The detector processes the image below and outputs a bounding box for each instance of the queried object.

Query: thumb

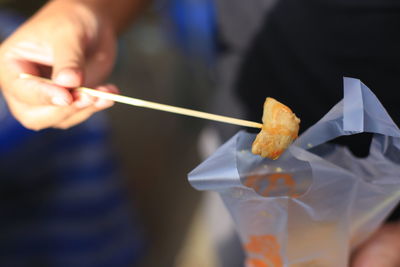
[51,34,85,88]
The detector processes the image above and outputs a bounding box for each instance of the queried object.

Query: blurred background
[108,4,218,266]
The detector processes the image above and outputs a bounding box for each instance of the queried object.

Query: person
[0,0,136,130]
[0,0,398,266]
[0,1,144,266]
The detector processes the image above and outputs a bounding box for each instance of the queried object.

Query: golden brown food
[252,98,300,159]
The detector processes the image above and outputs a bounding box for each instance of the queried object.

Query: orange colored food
[245,235,283,267]
[252,98,300,159]
[244,173,298,198]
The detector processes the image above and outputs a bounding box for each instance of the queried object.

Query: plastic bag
[188,78,400,267]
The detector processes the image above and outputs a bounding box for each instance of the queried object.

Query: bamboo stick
[19,73,262,129]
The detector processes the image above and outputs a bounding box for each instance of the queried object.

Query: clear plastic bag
[189,78,400,267]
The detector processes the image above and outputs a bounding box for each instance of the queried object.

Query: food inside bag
[188,78,400,267]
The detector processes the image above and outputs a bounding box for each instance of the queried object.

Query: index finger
[1,58,73,106]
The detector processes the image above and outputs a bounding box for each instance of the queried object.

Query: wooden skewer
[19,73,263,129]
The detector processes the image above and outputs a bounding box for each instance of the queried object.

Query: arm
[0,0,149,130]
[79,0,150,33]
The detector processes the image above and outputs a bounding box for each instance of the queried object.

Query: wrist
[42,0,117,41]
[53,0,149,34]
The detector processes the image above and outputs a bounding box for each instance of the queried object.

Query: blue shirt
[0,9,144,265]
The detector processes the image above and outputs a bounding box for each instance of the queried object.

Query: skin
[0,0,146,130]
[351,223,400,267]
[0,0,398,263]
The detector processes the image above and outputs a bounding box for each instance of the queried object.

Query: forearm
[56,0,150,33]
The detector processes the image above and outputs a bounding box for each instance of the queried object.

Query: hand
[0,0,118,130]
[351,223,400,267]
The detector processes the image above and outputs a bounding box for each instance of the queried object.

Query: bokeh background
[108,6,216,266]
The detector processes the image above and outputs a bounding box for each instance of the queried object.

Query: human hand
[351,223,400,267]
[0,0,118,130]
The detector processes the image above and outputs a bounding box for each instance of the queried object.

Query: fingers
[71,83,118,109]
[93,84,119,108]
[353,245,399,267]
[53,84,117,129]
[4,65,118,130]
[53,68,83,89]
[6,100,78,131]
[0,26,117,130]
[3,59,73,106]
[0,0,119,131]
[53,101,112,129]
[14,77,73,107]
[51,28,85,88]
[71,89,97,109]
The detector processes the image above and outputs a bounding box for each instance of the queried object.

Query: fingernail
[95,99,114,109]
[75,91,97,108]
[52,96,69,106]
[54,69,81,87]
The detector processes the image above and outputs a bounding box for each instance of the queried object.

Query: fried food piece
[252,98,300,159]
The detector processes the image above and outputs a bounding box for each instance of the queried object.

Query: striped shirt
[0,10,144,266]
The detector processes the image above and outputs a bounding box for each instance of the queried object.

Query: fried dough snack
[252,98,300,159]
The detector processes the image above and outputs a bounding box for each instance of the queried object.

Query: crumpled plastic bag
[188,78,400,267]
